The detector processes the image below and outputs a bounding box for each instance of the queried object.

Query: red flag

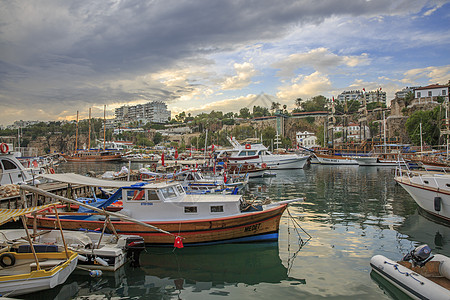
[212,144,215,152]
[379,87,382,91]
[213,160,216,175]
[363,88,365,91]
[224,172,227,183]
[174,236,184,248]
[175,148,179,159]
[161,152,165,166]
[332,96,334,102]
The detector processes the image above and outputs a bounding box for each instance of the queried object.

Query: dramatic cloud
[401,65,450,85]
[0,0,449,125]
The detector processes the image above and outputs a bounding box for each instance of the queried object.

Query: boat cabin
[119,182,243,221]
[0,154,33,185]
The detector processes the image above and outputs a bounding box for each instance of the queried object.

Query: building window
[443,90,447,96]
[428,91,432,97]
[417,92,421,97]
[184,206,198,213]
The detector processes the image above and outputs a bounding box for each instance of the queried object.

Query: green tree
[405,107,442,146]
[153,132,163,145]
[302,95,327,112]
[239,107,251,119]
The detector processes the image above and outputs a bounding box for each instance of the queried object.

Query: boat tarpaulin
[40,173,142,188]
[0,203,58,226]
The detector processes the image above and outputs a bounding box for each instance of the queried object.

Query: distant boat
[217,137,309,170]
[313,153,358,165]
[62,150,122,162]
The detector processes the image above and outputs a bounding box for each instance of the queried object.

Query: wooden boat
[62,150,122,162]
[313,153,358,165]
[0,204,78,297]
[371,245,450,299]
[394,169,450,222]
[27,173,303,246]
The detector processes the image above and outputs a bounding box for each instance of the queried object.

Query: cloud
[221,62,257,90]
[272,48,370,77]
[0,0,449,125]
[401,65,450,85]
[176,94,260,116]
[276,71,332,103]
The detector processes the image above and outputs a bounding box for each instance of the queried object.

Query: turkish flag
[161,152,165,166]
[174,236,184,248]
[175,148,179,159]
[224,173,227,183]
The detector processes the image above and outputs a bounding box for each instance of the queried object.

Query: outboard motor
[402,244,433,267]
[125,236,145,267]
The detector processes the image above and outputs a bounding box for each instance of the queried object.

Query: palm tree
[295,98,302,109]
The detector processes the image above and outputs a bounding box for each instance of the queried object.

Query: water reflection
[396,210,450,255]
[23,243,305,299]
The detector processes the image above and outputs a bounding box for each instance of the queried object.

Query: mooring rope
[383,261,425,285]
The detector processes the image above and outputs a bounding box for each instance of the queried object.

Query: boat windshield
[160,186,178,199]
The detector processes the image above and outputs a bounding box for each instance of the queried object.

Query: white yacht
[216,137,309,169]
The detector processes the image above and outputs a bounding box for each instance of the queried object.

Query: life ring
[49,167,55,174]
[245,144,251,149]
[0,143,9,154]
[32,160,38,168]
[261,163,267,168]
[0,253,16,268]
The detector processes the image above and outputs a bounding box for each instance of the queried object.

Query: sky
[1,0,450,126]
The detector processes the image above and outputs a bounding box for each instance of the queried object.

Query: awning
[0,203,58,226]
[40,173,142,188]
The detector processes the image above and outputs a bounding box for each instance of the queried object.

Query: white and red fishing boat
[28,173,303,246]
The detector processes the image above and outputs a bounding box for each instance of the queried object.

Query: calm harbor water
[23,163,450,299]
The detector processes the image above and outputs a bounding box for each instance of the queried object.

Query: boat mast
[75,111,79,153]
[103,105,106,150]
[88,108,91,151]
[420,122,423,155]
[383,110,387,154]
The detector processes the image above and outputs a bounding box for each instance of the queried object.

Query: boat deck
[398,261,450,290]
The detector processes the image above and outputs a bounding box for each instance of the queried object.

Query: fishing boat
[0,204,78,297]
[0,229,145,272]
[370,244,450,300]
[27,173,303,246]
[227,163,272,178]
[217,137,309,170]
[394,169,450,222]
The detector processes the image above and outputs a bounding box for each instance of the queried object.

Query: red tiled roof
[415,84,448,90]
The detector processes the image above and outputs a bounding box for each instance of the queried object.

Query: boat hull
[395,176,450,222]
[29,204,288,246]
[0,251,78,296]
[370,255,450,300]
[228,156,308,170]
[354,157,398,167]
[314,154,357,165]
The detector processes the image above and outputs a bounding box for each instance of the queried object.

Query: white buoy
[94,256,109,267]
[77,255,88,262]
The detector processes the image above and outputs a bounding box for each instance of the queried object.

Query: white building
[115,101,171,124]
[296,131,320,148]
[414,84,449,103]
[395,86,419,99]
[336,89,387,105]
[333,123,370,141]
